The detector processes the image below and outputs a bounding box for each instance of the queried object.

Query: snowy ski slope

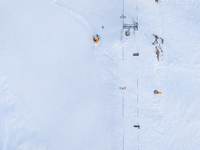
[0,0,200,149]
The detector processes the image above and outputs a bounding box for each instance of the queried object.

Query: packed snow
[0,0,200,149]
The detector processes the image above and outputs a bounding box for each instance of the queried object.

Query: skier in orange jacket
[92,34,99,43]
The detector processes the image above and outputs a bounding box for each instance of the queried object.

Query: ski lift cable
[135,0,140,149]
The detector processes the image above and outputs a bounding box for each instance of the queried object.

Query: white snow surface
[1,0,200,149]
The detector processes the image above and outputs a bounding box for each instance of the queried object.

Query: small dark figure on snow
[92,34,99,43]
[154,90,161,94]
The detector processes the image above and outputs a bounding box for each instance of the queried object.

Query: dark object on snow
[154,90,161,94]
[102,26,104,29]
[119,87,126,90]
[134,125,140,129]
[133,53,139,56]
[120,14,126,19]
[155,0,158,2]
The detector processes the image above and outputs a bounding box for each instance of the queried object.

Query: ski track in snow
[52,1,92,33]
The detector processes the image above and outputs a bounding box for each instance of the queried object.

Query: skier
[154,90,161,94]
[92,34,99,43]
